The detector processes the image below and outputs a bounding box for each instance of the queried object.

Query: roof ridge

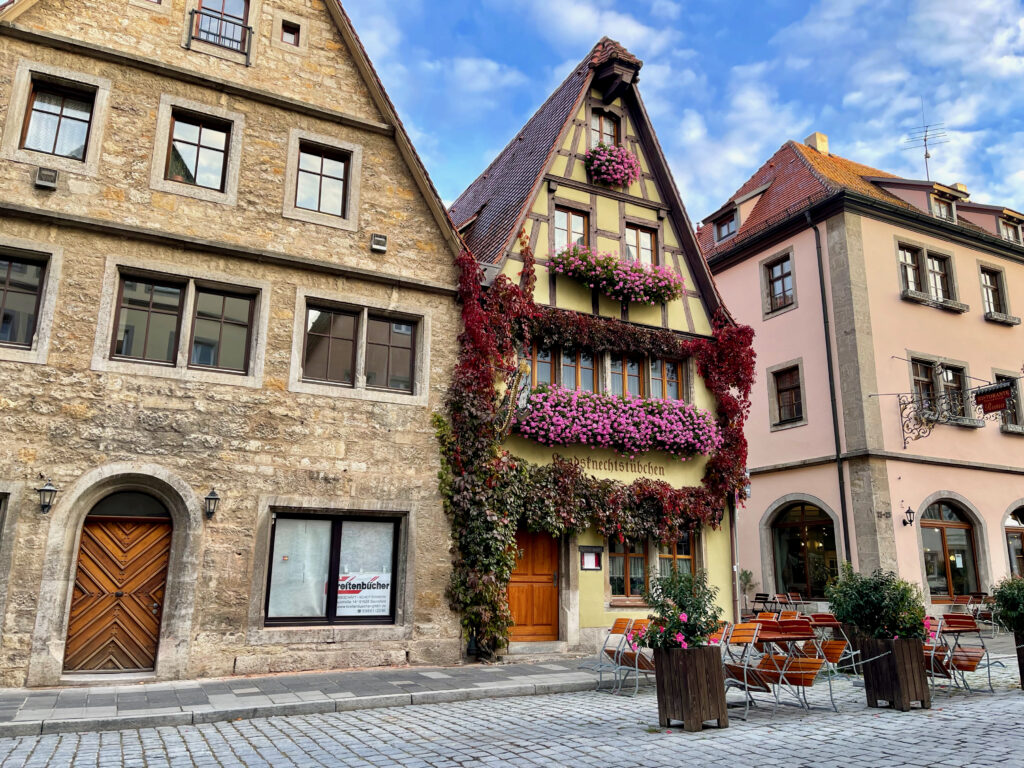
[787,140,841,195]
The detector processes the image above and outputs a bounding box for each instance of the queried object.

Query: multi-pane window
[281,21,300,46]
[650,358,686,400]
[715,215,736,242]
[609,539,646,598]
[996,375,1020,427]
[610,355,643,397]
[921,502,978,597]
[520,345,554,389]
[20,82,94,161]
[265,514,399,626]
[561,349,597,392]
[624,225,656,266]
[554,207,587,251]
[898,245,922,292]
[981,268,1005,314]
[302,307,357,386]
[926,254,952,301]
[365,316,415,392]
[296,143,349,218]
[941,365,967,418]
[765,255,794,311]
[912,360,935,409]
[188,290,254,373]
[166,112,230,191]
[658,535,694,578]
[111,277,185,364]
[773,366,802,424]
[0,257,45,349]
[932,197,954,221]
[195,0,250,51]
[590,111,619,147]
[1001,220,1021,244]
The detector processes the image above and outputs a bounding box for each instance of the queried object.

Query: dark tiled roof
[448,41,628,264]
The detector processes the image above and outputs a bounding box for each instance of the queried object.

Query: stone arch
[1000,498,1024,576]
[758,493,842,599]
[27,463,202,686]
[914,491,991,602]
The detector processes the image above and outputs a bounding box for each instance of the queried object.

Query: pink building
[702,132,1024,612]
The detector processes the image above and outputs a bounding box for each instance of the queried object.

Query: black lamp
[204,489,220,520]
[36,479,58,515]
[903,507,915,527]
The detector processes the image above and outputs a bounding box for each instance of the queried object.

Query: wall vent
[370,233,388,253]
[34,167,58,190]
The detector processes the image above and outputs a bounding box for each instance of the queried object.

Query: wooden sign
[974,381,1014,414]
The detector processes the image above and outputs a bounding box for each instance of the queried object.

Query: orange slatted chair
[779,611,800,621]
[756,612,778,621]
[722,622,772,720]
[614,619,653,696]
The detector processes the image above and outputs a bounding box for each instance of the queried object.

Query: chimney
[953,182,968,195]
[804,131,829,156]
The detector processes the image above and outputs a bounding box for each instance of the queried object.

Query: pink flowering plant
[548,244,686,305]
[514,385,723,460]
[635,568,723,650]
[584,142,641,187]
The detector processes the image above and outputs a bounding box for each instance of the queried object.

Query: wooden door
[64,517,172,672]
[508,531,559,641]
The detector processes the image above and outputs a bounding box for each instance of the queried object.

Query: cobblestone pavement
[0,656,1019,767]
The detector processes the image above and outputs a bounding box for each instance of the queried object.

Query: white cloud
[512,0,678,56]
[651,0,682,20]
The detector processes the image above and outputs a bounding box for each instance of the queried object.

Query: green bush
[826,562,925,640]
[637,568,724,649]
[992,576,1024,635]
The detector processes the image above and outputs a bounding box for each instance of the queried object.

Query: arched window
[921,501,979,597]
[1006,508,1024,578]
[771,503,838,599]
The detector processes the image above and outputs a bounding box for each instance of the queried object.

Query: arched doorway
[921,500,979,597]
[1006,508,1024,577]
[771,503,838,599]
[64,491,173,672]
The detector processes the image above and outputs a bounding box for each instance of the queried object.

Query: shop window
[771,502,837,599]
[658,534,694,578]
[20,81,94,161]
[554,207,587,251]
[0,256,46,349]
[1007,509,1024,578]
[609,539,646,598]
[921,501,979,598]
[265,514,399,625]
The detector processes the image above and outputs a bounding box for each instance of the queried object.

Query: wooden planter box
[859,636,931,711]
[652,646,728,731]
[1016,631,1024,691]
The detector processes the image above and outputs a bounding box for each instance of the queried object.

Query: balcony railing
[186,8,253,66]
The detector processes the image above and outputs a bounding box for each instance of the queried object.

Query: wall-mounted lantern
[36,479,58,514]
[902,507,915,527]
[204,489,220,520]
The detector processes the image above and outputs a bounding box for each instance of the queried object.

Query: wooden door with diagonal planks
[508,531,559,641]
[64,517,172,672]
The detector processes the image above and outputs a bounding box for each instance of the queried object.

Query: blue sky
[344,0,1024,222]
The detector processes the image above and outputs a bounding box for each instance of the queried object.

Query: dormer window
[590,110,619,148]
[1001,220,1021,244]
[932,196,954,221]
[715,214,737,242]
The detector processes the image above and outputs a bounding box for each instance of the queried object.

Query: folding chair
[787,592,813,613]
[931,614,1000,694]
[614,619,653,696]
[773,594,794,613]
[751,593,772,613]
[756,612,778,621]
[779,611,800,621]
[810,612,861,673]
[579,617,633,690]
[755,654,829,712]
[949,595,972,614]
[722,622,772,720]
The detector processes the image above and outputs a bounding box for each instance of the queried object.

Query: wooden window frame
[0,255,47,350]
[1001,220,1021,244]
[301,305,358,387]
[365,314,417,394]
[940,364,967,418]
[921,502,979,600]
[980,268,1005,315]
[186,287,255,374]
[19,80,95,161]
[658,533,695,577]
[559,348,597,393]
[553,206,589,252]
[1007,510,1024,578]
[773,366,802,424]
[931,196,954,221]
[295,141,351,219]
[589,110,620,148]
[609,539,648,599]
[771,503,837,599]
[264,512,400,627]
[715,214,737,242]
[109,274,186,365]
[765,254,794,312]
[926,253,953,301]
[165,110,231,192]
[280,20,300,46]
[650,357,687,401]
[624,224,657,267]
[195,0,251,52]
[898,244,923,293]
[610,354,644,398]
[911,359,936,408]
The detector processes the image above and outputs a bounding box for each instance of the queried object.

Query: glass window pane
[367,318,389,344]
[0,290,38,346]
[195,147,224,189]
[267,518,331,618]
[365,344,388,388]
[389,348,412,391]
[296,171,320,211]
[303,332,329,380]
[116,308,149,357]
[223,295,251,324]
[609,555,625,596]
[307,308,331,335]
[151,284,182,311]
[217,322,247,371]
[659,558,672,578]
[23,111,59,153]
[168,142,198,183]
[62,97,92,121]
[944,527,978,595]
[627,541,644,555]
[173,120,200,143]
[332,312,356,340]
[55,118,88,160]
[628,555,645,596]
[190,318,221,366]
[322,156,346,179]
[922,527,948,595]
[33,91,63,114]
[319,177,344,217]
[200,126,227,150]
[299,151,320,173]
[337,521,394,617]
[195,291,223,319]
[580,367,594,392]
[8,261,42,292]
[1008,533,1024,578]
[146,312,179,363]
[328,338,353,384]
[774,525,806,596]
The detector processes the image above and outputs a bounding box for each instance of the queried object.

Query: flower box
[584,142,641,187]
[548,244,685,305]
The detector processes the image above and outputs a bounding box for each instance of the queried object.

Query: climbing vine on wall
[434,236,755,654]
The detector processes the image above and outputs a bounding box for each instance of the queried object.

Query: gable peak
[588,37,642,71]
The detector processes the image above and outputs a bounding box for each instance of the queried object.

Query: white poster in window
[954,553,964,569]
[336,520,395,617]
[337,572,392,616]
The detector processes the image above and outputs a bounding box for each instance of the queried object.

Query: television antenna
[901,100,948,181]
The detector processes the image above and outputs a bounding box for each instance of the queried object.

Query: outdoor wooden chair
[578,617,632,690]
[810,612,861,672]
[756,612,778,621]
[751,593,772,613]
[949,595,973,613]
[722,622,772,720]
[778,610,800,621]
[773,593,793,611]
[613,619,653,696]
[754,654,832,712]
[927,614,1000,695]
[787,592,813,612]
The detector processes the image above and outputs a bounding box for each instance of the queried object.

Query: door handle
[114,591,124,597]
[151,602,160,615]
[552,572,557,586]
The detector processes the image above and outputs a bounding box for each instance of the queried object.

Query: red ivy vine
[434,237,755,654]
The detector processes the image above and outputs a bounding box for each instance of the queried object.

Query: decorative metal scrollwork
[898,389,1015,448]
[495,361,528,441]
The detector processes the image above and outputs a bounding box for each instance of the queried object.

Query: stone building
[0,0,463,686]
[703,132,1024,613]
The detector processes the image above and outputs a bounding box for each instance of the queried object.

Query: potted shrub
[826,563,930,711]
[738,569,757,612]
[637,568,727,731]
[992,575,1024,689]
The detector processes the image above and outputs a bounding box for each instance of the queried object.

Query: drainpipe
[806,211,853,563]
[728,494,740,622]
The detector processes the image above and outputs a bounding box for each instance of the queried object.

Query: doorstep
[0,659,608,737]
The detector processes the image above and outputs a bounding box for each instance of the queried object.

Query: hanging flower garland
[548,244,685,304]
[433,236,755,655]
[584,142,642,187]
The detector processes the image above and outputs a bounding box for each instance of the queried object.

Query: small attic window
[931,196,955,222]
[715,213,737,242]
[590,110,620,148]
[281,20,300,46]
[1001,219,1021,244]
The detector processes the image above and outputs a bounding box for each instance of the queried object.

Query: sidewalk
[0,660,610,737]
